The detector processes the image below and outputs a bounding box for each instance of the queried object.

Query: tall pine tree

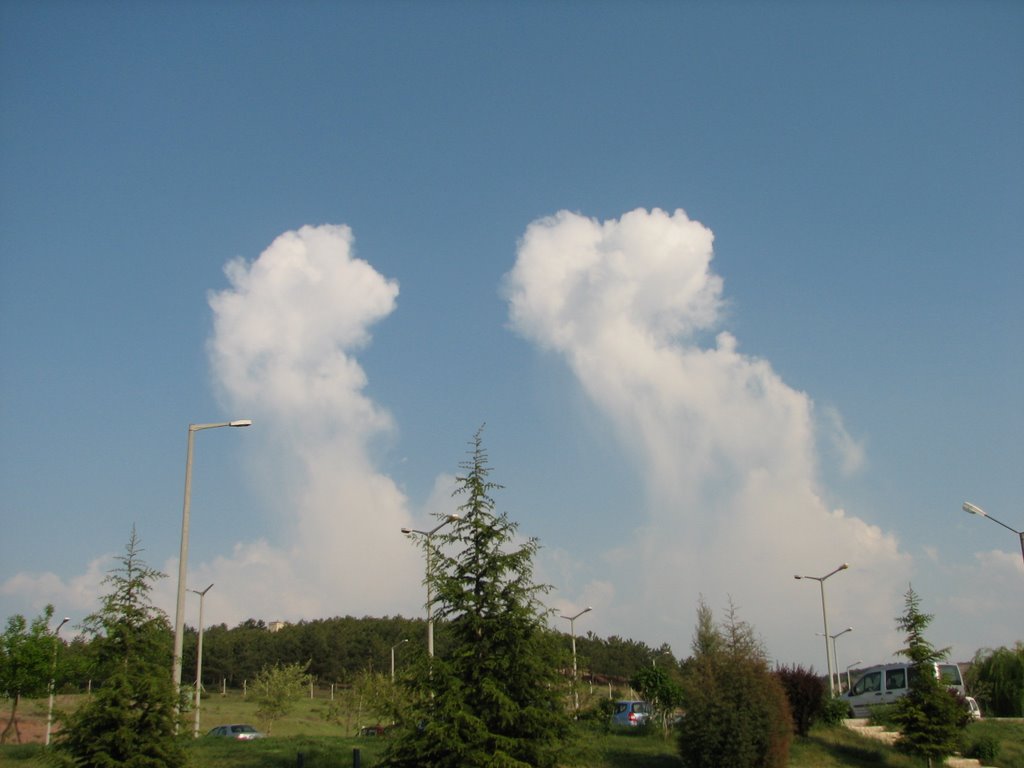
[385,428,569,768]
[56,528,186,768]
[891,585,970,767]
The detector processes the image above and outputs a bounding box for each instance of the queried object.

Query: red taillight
[629,712,637,722]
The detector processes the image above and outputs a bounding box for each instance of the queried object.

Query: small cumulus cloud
[0,556,112,627]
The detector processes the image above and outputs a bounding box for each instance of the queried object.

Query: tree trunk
[1,694,21,744]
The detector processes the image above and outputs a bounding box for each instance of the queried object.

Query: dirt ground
[1,703,56,745]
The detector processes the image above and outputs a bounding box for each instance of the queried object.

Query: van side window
[886,669,906,691]
[939,665,962,686]
[852,671,881,695]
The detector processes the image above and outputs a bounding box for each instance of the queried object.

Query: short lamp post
[963,502,1024,564]
[795,563,849,696]
[401,514,460,658]
[171,419,251,702]
[191,583,213,738]
[391,639,408,682]
[560,607,592,717]
[846,660,863,693]
[818,627,853,693]
[44,616,70,746]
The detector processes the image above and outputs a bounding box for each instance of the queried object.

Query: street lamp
[391,639,409,682]
[795,562,849,696]
[44,616,70,747]
[963,502,1024,564]
[401,514,460,657]
[560,606,592,717]
[845,660,863,693]
[190,583,213,738]
[818,627,853,693]
[172,420,251,701]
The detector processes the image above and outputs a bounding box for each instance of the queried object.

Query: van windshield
[851,671,881,695]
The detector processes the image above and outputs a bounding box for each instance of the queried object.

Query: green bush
[965,734,1000,762]
[818,695,852,726]
[867,704,900,728]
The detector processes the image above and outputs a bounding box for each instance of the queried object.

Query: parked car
[206,724,265,740]
[610,700,650,728]
[843,663,966,717]
[965,696,982,719]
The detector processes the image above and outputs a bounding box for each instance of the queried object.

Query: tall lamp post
[963,502,1024,564]
[795,563,849,696]
[818,627,853,693]
[44,616,70,746]
[172,420,251,701]
[191,583,213,738]
[391,639,408,682]
[401,514,460,657]
[560,606,592,717]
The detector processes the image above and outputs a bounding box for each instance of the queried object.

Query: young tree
[891,585,971,767]
[0,605,55,744]
[967,644,1024,717]
[384,428,569,768]
[677,598,792,768]
[56,529,186,768]
[251,661,311,734]
[631,665,683,737]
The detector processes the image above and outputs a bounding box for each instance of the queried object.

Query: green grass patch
[5,692,1024,768]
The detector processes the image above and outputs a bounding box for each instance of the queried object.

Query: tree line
[32,614,668,696]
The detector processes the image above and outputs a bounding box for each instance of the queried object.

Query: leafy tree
[775,665,825,737]
[676,599,792,768]
[251,661,311,734]
[631,665,683,737]
[56,528,186,768]
[891,585,971,767]
[0,604,55,744]
[967,643,1024,717]
[324,669,410,735]
[384,428,570,768]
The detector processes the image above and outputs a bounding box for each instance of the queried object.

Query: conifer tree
[891,585,970,767]
[384,428,569,768]
[56,528,186,768]
[677,599,792,768]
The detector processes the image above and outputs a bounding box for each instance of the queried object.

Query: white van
[843,663,965,717]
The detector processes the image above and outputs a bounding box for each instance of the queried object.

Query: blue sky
[1,1,1021,674]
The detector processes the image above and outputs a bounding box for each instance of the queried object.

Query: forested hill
[161,616,676,688]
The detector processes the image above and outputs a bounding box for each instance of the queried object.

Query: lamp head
[400,527,412,534]
[963,501,985,517]
[229,419,253,427]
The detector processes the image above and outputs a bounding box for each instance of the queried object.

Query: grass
[3,692,1024,767]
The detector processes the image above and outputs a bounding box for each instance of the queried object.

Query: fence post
[353,748,361,768]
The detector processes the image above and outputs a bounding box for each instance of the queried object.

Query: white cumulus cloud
[195,223,424,626]
[506,208,913,666]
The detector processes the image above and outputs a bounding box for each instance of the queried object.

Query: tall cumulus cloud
[199,224,423,625]
[506,208,912,665]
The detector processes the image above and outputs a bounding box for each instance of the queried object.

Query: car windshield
[230,725,257,734]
